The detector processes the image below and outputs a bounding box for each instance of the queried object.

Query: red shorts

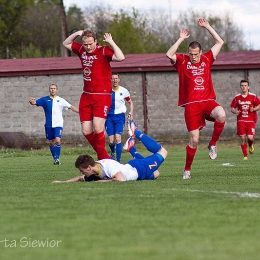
[184,100,220,132]
[79,93,112,122]
[237,121,255,136]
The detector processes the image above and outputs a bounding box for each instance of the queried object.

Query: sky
[63,0,260,50]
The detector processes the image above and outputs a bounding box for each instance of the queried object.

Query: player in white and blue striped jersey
[105,73,134,162]
[29,84,78,165]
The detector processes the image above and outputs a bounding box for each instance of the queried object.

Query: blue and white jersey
[36,96,71,128]
[108,86,131,115]
[97,159,138,181]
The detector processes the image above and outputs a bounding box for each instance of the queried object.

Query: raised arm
[103,33,125,62]
[198,18,224,57]
[166,29,190,63]
[63,30,84,51]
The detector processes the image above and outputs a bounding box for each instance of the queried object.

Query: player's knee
[216,108,226,122]
[115,135,122,143]
[159,147,168,159]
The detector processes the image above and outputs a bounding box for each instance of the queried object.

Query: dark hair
[81,29,97,41]
[188,41,202,51]
[75,154,95,169]
[240,79,249,85]
[112,72,119,77]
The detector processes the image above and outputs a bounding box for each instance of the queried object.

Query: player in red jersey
[230,80,260,160]
[166,18,226,180]
[63,29,124,160]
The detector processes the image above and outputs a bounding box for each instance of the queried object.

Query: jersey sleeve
[254,95,260,106]
[35,97,44,107]
[173,54,184,68]
[71,42,82,56]
[59,98,72,109]
[123,88,131,100]
[103,46,114,62]
[230,97,237,108]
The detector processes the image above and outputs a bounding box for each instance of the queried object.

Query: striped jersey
[108,86,131,115]
[36,96,71,127]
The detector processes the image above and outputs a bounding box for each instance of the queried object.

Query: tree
[12,1,88,58]
[15,2,61,58]
[107,8,166,54]
[162,10,246,52]
[0,0,33,58]
[66,5,88,34]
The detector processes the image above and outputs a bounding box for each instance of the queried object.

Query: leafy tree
[0,0,33,58]
[162,10,246,52]
[81,4,113,39]
[107,8,166,54]
[13,0,87,58]
[66,5,88,34]
[15,2,61,58]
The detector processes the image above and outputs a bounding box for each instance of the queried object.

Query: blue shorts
[105,113,125,136]
[45,127,63,140]
[127,153,164,180]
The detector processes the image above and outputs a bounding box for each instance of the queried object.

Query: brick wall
[1,69,260,141]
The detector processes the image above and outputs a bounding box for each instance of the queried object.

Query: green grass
[0,142,260,260]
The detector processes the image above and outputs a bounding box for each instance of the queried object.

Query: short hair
[188,41,202,51]
[240,79,249,85]
[81,29,97,41]
[75,154,95,169]
[49,83,58,89]
[112,72,119,77]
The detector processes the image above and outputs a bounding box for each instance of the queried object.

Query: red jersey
[72,42,114,93]
[230,92,260,123]
[173,50,216,107]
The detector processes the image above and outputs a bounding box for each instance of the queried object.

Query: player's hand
[128,113,133,120]
[198,18,209,28]
[103,33,113,44]
[180,29,190,39]
[29,97,36,105]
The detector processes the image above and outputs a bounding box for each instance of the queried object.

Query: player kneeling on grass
[53,120,167,182]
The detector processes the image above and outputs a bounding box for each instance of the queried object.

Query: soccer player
[29,84,79,165]
[105,72,134,162]
[230,79,260,160]
[52,120,167,183]
[166,18,226,180]
[63,29,125,160]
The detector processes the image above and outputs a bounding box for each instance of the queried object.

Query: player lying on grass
[53,120,167,182]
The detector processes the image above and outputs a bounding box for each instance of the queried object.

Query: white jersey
[108,86,131,115]
[97,159,138,181]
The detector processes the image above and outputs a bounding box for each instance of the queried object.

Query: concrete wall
[1,69,260,141]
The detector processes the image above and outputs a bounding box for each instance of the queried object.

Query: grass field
[0,142,260,260]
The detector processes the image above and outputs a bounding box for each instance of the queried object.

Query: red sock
[185,145,197,171]
[210,121,225,146]
[84,132,97,151]
[95,131,110,160]
[241,144,248,157]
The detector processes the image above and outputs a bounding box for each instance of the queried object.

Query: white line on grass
[172,188,260,198]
